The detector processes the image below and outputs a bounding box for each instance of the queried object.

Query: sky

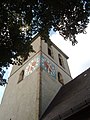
[0,23,90,103]
[50,23,90,78]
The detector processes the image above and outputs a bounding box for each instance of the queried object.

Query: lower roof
[41,68,90,120]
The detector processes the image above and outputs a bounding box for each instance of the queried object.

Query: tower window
[58,54,64,68]
[22,55,28,63]
[23,55,28,61]
[18,70,24,83]
[58,72,64,85]
[48,46,53,58]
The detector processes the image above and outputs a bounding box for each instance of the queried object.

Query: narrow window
[18,70,24,83]
[48,47,52,56]
[22,55,28,63]
[23,55,28,61]
[58,54,64,67]
[48,46,53,58]
[58,72,64,85]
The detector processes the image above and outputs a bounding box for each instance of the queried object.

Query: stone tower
[0,34,72,120]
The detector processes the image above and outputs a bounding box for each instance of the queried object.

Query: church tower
[0,34,72,120]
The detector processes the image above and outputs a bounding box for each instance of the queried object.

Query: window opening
[58,54,64,68]
[18,70,24,83]
[23,55,28,61]
[48,47,52,56]
[48,46,53,58]
[22,55,28,63]
[58,72,64,85]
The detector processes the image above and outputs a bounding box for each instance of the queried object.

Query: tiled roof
[41,68,90,120]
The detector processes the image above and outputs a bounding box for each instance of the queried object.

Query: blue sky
[0,23,90,103]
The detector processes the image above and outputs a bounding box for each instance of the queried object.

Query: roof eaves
[51,98,90,120]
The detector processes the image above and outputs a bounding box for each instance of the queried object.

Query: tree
[0,0,90,85]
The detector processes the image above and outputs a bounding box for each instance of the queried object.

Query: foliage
[0,0,90,85]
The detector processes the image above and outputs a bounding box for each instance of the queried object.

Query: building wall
[41,40,72,84]
[0,53,41,120]
[10,35,41,76]
[0,35,72,120]
[0,36,41,120]
[39,39,72,117]
[40,69,61,117]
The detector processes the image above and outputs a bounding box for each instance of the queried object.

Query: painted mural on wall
[41,55,56,79]
[24,55,56,79]
[24,55,40,78]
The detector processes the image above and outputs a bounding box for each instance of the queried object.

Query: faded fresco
[24,55,40,78]
[24,55,56,79]
[41,55,56,79]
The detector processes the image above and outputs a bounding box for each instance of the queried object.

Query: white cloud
[50,23,90,78]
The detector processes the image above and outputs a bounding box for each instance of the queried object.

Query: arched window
[58,72,64,85]
[58,54,64,68]
[18,70,24,83]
